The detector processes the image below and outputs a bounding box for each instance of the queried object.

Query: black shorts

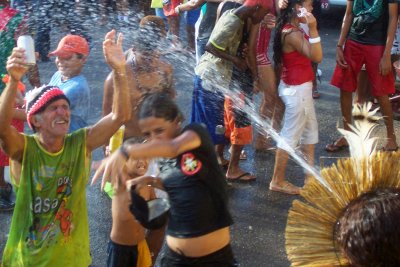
[160,244,236,267]
[107,239,138,267]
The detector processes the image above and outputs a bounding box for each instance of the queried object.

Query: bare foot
[269,181,300,195]
[226,170,256,182]
[325,137,349,152]
[383,139,398,151]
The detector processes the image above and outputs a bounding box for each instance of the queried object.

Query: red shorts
[163,0,182,17]
[331,39,395,97]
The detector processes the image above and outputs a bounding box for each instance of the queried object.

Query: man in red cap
[48,34,91,132]
[0,30,131,266]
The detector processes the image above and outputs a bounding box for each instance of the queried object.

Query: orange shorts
[224,96,252,146]
[331,39,395,97]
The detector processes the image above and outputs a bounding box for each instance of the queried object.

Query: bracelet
[119,145,129,160]
[309,37,321,44]
[337,44,343,48]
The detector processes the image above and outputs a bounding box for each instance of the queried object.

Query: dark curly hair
[138,92,183,123]
[335,188,400,267]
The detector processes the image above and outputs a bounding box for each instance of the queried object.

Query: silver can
[215,125,225,135]
[17,35,36,66]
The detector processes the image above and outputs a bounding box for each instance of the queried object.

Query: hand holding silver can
[17,35,36,66]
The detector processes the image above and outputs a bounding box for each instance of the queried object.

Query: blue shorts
[186,8,201,26]
[191,75,228,145]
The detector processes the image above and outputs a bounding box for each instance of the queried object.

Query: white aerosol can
[17,35,36,66]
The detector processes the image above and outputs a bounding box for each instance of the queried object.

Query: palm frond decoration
[285,103,400,266]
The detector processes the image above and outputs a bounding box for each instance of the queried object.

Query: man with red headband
[0,30,131,266]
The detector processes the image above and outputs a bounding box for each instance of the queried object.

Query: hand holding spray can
[17,35,36,66]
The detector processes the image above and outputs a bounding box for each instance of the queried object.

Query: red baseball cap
[48,35,89,58]
[244,0,272,10]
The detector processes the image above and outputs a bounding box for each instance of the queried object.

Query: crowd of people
[1,0,400,266]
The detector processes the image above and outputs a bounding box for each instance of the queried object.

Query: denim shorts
[107,240,138,267]
[160,244,236,266]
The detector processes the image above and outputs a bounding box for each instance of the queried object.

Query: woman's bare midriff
[166,227,230,257]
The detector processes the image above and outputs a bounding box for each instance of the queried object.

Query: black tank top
[158,124,233,238]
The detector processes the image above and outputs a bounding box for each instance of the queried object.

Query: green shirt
[2,129,92,267]
[195,9,244,89]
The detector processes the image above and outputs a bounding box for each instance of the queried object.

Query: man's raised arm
[86,30,131,152]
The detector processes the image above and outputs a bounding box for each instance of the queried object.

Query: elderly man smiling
[0,30,131,267]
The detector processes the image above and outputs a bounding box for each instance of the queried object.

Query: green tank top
[2,129,92,267]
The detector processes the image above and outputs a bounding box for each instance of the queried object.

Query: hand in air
[91,149,129,191]
[103,30,126,72]
[6,47,28,81]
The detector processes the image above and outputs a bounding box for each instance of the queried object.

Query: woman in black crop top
[93,93,235,266]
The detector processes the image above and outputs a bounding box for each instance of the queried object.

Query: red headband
[26,87,68,130]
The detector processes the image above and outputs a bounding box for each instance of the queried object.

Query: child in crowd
[107,138,155,267]
[94,93,235,266]
[270,0,322,194]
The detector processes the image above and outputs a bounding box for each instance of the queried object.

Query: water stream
[23,3,333,193]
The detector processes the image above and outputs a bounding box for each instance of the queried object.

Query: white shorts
[277,81,318,150]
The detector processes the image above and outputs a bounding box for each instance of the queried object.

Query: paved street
[1,8,399,267]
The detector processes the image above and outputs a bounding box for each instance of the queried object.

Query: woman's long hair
[273,0,303,71]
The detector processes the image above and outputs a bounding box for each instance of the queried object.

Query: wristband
[119,144,129,160]
[309,37,321,44]
[337,44,343,48]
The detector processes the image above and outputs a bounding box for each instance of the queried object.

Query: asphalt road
[2,8,399,267]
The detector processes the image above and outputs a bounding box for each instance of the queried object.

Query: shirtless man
[102,16,175,142]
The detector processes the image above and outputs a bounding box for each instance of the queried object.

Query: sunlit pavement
[2,10,400,267]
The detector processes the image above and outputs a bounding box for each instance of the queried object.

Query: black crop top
[158,123,233,238]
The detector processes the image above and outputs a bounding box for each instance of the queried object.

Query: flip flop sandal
[269,182,300,195]
[325,142,349,153]
[226,172,256,183]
